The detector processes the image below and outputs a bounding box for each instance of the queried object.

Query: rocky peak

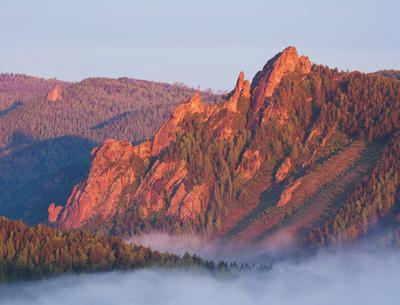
[131,94,207,159]
[151,93,206,155]
[48,203,63,223]
[231,71,251,100]
[224,71,251,113]
[171,93,205,121]
[46,85,62,102]
[298,55,312,74]
[91,139,135,167]
[250,46,311,115]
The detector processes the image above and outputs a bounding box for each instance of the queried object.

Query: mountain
[47,47,400,251]
[0,74,219,224]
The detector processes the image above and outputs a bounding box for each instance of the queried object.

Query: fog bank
[1,250,399,305]
[129,233,293,262]
[130,233,214,257]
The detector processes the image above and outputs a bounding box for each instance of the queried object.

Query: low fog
[130,233,214,257]
[1,250,399,305]
[129,232,299,262]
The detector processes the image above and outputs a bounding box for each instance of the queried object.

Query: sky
[1,0,399,91]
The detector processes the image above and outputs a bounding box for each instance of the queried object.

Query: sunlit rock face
[48,45,397,253]
[46,85,62,102]
[250,46,311,116]
[48,47,317,238]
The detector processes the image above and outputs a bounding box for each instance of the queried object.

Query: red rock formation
[133,140,152,159]
[46,85,62,102]
[206,72,252,139]
[321,123,338,147]
[277,179,302,207]
[305,125,323,146]
[133,160,187,217]
[250,46,311,118]
[48,91,216,229]
[168,183,188,215]
[275,157,292,182]
[168,183,210,221]
[180,184,209,220]
[49,139,142,229]
[48,203,63,223]
[151,93,205,155]
[237,149,261,180]
[225,71,251,113]
[48,46,319,237]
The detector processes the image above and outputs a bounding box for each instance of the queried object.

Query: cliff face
[48,63,258,229]
[250,46,311,117]
[48,46,399,250]
[0,73,221,227]
[49,139,144,229]
[150,93,206,156]
[46,85,62,102]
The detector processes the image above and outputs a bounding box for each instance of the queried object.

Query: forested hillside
[0,75,219,147]
[0,217,255,282]
[49,47,400,251]
[0,74,220,224]
[374,70,400,81]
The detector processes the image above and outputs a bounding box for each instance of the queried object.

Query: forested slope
[0,217,252,282]
[0,74,220,224]
[49,47,400,251]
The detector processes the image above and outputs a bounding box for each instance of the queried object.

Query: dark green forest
[0,217,265,282]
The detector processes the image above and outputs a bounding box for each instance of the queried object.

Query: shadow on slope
[0,133,94,224]
[0,101,23,117]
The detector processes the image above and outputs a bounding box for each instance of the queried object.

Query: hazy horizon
[1,0,399,91]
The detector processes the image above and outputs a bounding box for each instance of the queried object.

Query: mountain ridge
[48,46,311,231]
[47,46,400,251]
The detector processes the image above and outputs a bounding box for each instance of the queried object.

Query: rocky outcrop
[225,71,251,113]
[277,179,302,207]
[49,139,142,229]
[321,123,338,147]
[237,149,261,180]
[133,140,152,159]
[206,72,252,139]
[133,160,187,217]
[275,157,292,182]
[305,125,323,146]
[250,46,311,118]
[151,93,205,155]
[169,183,210,221]
[48,203,63,223]
[47,88,237,230]
[130,93,209,160]
[46,85,62,102]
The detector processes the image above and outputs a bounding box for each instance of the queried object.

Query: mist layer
[1,250,399,305]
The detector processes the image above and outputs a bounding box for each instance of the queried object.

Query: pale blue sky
[1,0,399,90]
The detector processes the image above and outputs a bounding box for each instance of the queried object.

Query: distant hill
[374,70,400,80]
[0,74,220,224]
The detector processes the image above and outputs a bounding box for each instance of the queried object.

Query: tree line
[0,217,268,282]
